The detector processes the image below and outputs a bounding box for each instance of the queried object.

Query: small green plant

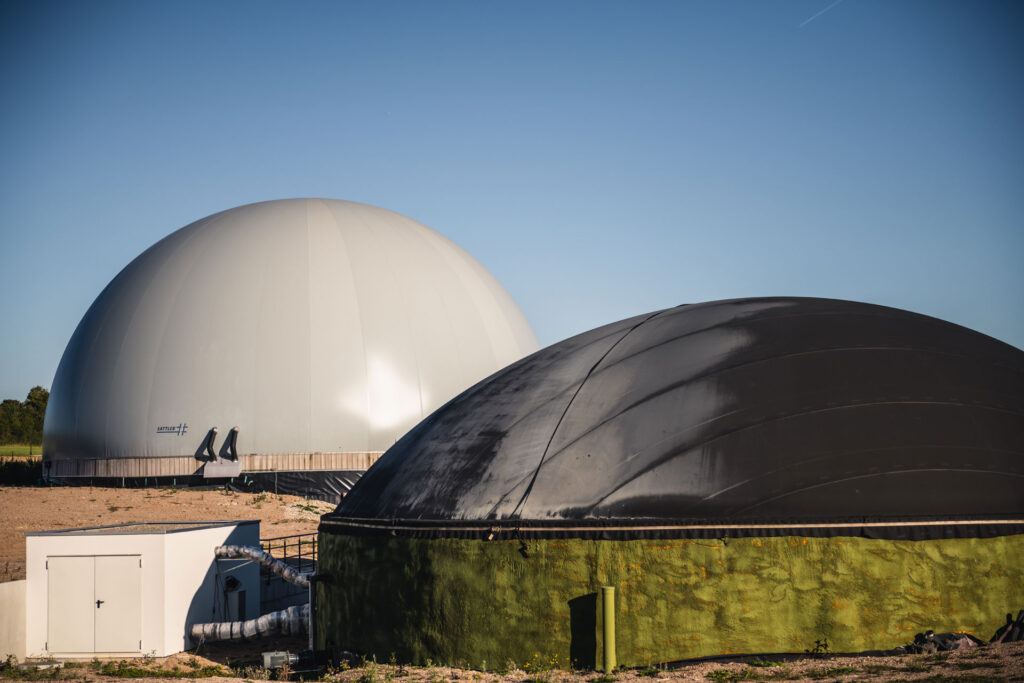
[0,657,65,682]
[638,665,661,677]
[96,659,226,678]
[354,663,378,683]
[592,675,617,683]
[235,664,270,680]
[805,639,830,656]
[749,660,784,668]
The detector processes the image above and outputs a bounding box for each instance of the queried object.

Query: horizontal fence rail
[260,532,318,567]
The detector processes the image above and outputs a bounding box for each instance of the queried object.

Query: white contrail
[799,0,844,27]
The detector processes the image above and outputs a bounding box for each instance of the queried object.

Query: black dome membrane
[328,298,1024,526]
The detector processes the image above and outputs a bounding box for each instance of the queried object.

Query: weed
[96,659,226,678]
[592,676,617,683]
[234,665,270,680]
[805,639,830,656]
[523,652,563,675]
[0,660,63,681]
[749,661,784,668]
[354,660,378,683]
[638,665,661,677]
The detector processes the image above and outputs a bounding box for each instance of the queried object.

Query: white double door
[47,555,142,653]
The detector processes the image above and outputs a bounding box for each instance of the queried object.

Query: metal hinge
[139,558,142,568]
[45,560,48,569]
[139,640,142,649]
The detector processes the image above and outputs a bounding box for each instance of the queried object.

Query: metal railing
[260,532,318,568]
[259,533,316,614]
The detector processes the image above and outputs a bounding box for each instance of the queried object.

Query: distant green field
[0,444,42,457]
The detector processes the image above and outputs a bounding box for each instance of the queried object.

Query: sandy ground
[0,485,335,582]
[3,641,1023,681]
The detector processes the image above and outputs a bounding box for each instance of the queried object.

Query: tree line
[0,386,49,445]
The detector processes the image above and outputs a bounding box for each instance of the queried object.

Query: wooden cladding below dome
[44,451,383,478]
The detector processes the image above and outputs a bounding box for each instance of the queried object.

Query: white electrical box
[25,520,259,658]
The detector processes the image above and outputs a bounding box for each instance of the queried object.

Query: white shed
[25,520,259,658]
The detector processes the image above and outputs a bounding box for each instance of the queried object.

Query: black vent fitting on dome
[204,427,219,460]
[222,426,240,461]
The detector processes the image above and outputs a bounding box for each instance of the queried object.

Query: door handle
[96,599,105,608]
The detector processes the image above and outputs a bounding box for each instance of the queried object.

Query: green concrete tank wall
[316,532,1024,667]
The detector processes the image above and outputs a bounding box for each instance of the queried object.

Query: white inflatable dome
[43,199,538,478]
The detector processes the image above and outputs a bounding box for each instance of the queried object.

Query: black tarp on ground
[45,469,362,504]
[327,297,1024,535]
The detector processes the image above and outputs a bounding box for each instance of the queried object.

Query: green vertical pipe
[602,585,616,673]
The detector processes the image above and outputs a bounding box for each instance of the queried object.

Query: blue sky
[1,0,1021,398]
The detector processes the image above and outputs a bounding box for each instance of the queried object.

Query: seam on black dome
[507,309,666,519]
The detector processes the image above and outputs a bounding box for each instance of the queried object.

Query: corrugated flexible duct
[215,544,310,588]
[191,604,309,641]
